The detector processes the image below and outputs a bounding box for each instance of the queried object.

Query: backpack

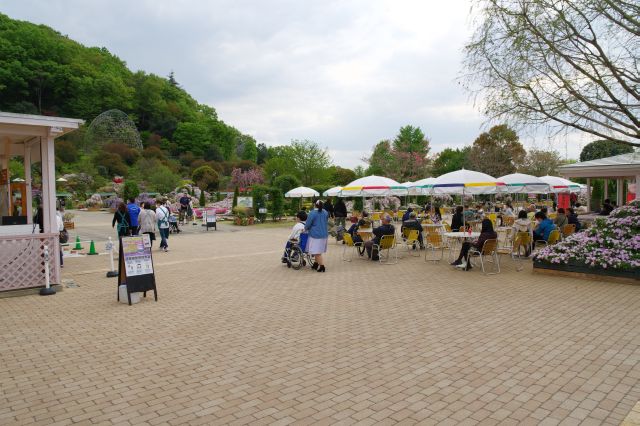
[335,225,345,241]
[117,211,129,233]
[157,206,169,227]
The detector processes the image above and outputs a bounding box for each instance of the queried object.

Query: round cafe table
[422,223,444,231]
[443,231,480,240]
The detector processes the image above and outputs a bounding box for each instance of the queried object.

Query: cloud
[3,0,585,169]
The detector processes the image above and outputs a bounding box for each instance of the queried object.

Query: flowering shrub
[534,202,640,270]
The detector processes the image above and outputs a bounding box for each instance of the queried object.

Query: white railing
[0,233,59,291]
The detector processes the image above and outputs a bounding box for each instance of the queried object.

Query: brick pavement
[1,215,640,425]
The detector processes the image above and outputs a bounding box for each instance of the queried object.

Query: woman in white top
[155,199,171,252]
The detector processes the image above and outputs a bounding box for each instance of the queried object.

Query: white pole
[40,244,55,295]
[106,237,118,277]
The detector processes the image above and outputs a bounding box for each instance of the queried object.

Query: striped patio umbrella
[322,186,342,197]
[539,176,582,193]
[498,173,550,194]
[408,177,436,195]
[339,175,408,197]
[431,169,505,195]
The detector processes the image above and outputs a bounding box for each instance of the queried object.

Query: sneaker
[456,261,467,269]
[164,248,169,252]
[450,260,462,266]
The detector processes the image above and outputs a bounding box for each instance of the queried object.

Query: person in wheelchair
[282,211,307,263]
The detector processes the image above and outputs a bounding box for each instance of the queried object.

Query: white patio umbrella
[431,169,505,195]
[539,176,582,193]
[285,186,320,198]
[409,177,436,195]
[339,175,408,197]
[498,173,550,194]
[322,186,342,197]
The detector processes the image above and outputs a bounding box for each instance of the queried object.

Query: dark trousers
[456,242,473,262]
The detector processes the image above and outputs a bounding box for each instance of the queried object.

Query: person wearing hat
[365,214,395,261]
[305,200,329,272]
[402,211,424,249]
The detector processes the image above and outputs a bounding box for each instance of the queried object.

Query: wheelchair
[284,233,313,270]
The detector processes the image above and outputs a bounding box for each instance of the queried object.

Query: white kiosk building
[0,112,83,292]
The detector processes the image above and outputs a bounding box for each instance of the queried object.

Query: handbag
[59,228,69,244]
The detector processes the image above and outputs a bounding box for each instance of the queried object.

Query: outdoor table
[443,231,480,240]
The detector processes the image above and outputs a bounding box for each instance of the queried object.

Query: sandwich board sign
[117,234,158,305]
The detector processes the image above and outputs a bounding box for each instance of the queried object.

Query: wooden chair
[425,231,448,262]
[469,239,500,274]
[373,234,398,264]
[341,233,363,262]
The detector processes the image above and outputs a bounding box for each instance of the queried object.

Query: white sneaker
[456,261,467,269]
[164,248,169,252]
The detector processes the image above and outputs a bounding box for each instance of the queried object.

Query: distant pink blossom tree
[231,168,264,189]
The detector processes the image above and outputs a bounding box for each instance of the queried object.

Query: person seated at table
[431,204,442,223]
[567,208,581,232]
[533,211,556,242]
[348,211,371,244]
[502,202,515,217]
[282,211,307,263]
[451,206,464,231]
[600,198,614,216]
[365,214,395,261]
[402,207,413,222]
[554,207,568,228]
[451,218,497,270]
[402,211,425,249]
[463,205,475,222]
[526,204,537,221]
[512,210,533,256]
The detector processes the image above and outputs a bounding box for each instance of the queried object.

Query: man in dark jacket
[365,214,395,260]
[402,211,424,249]
[333,199,347,228]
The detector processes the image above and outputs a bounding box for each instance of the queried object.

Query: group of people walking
[112,197,172,252]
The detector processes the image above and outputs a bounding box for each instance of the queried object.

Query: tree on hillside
[365,126,431,181]
[580,140,634,162]
[173,122,212,157]
[330,166,357,185]
[192,165,219,191]
[467,125,526,177]
[256,143,269,164]
[431,147,470,177]
[520,149,563,176]
[289,140,332,185]
[365,140,395,177]
[273,174,300,194]
[392,125,431,181]
[463,0,640,147]
[236,135,258,162]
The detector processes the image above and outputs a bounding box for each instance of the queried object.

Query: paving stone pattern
[1,216,640,425]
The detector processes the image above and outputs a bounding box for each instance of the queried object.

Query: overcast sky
[2,0,590,168]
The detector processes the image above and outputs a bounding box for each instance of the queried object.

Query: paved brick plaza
[1,211,640,425]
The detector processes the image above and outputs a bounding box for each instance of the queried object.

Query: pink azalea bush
[534,201,640,270]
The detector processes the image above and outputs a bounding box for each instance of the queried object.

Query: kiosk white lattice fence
[0,234,59,291]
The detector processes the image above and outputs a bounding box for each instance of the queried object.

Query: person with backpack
[155,199,171,252]
[112,202,131,238]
